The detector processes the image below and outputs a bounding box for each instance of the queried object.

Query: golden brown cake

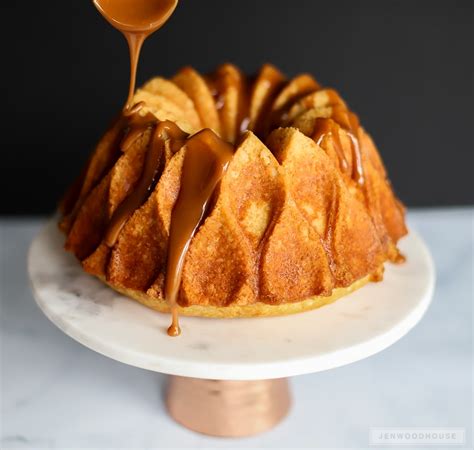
[59,63,407,318]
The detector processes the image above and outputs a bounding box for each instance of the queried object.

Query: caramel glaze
[313,107,364,186]
[105,110,187,247]
[93,0,178,109]
[165,129,234,336]
[313,106,407,261]
[313,118,349,173]
[102,103,233,337]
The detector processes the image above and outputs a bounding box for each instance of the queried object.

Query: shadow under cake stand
[28,220,435,437]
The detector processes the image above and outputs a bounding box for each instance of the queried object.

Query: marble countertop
[1,208,472,449]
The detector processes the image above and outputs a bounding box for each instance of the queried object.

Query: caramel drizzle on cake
[61,1,407,335]
[101,99,234,336]
[105,114,186,247]
[164,130,233,335]
[313,111,364,186]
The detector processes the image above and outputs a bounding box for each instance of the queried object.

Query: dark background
[2,0,473,214]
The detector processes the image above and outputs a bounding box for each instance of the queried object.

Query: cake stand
[28,220,435,437]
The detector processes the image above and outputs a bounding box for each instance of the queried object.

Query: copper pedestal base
[166,376,291,437]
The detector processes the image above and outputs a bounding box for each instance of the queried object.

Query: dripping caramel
[105,113,187,247]
[164,129,234,336]
[93,0,178,109]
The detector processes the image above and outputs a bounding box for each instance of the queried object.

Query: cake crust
[60,64,407,317]
[103,273,373,318]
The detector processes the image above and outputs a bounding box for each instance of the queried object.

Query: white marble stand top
[28,220,433,380]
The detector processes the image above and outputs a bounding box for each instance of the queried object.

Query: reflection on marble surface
[1,209,472,449]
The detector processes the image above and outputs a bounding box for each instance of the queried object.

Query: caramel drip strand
[346,112,364,186]
[93,0,179,110]
[105,118,188,247]
[124,33,145,109]
[313,118,349,173]
[165,129,234,336]
[330,108,364,185]
[124,101,146,117]
[120,116,153,153]
[167,306,181,337]
[312,107,365,186]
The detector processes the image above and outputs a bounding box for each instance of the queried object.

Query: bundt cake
[59,63,407,321]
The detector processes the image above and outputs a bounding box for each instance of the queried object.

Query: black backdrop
[2,0,473,214]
